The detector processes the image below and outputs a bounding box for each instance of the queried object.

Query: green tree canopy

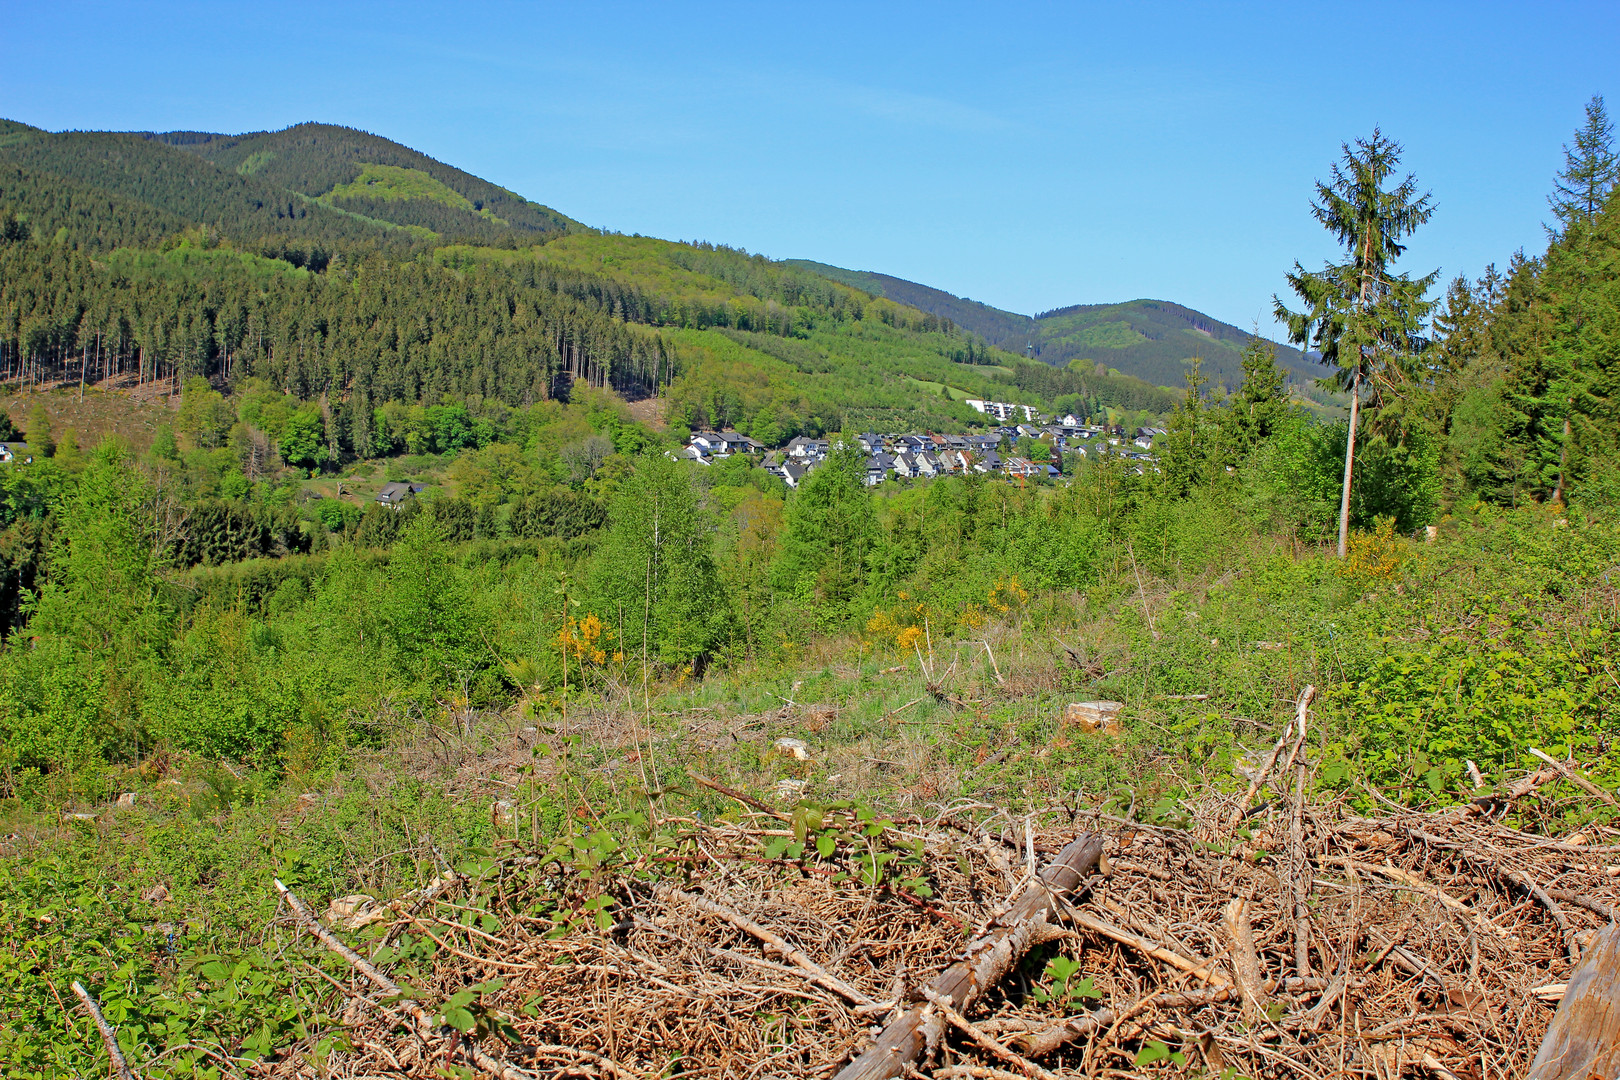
[1275,130,1438,555]
[1549,94,1618,237]
[591,454,727,666]
[772,442,875,615]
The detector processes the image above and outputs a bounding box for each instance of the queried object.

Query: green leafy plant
[1030,955,1100,1009]
[435,978,516,1038]
[1134,1040,1188,1068]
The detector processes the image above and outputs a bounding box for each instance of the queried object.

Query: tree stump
[1529,923,1620,1080]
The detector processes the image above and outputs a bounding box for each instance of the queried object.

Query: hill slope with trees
[152,122,583,243]
[0,120,1181,441]
[788,257,1319,390]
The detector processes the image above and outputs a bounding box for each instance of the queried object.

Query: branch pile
[232,756,1620,1080]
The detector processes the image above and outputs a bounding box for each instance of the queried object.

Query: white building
[964,399,1041,423]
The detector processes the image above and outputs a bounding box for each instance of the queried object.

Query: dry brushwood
[832,832,1104,1080]
[101,762,1619,1080]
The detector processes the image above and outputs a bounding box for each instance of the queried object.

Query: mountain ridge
[3,116,1309,395]
[786,258,1321,390]
[150,122,582,240]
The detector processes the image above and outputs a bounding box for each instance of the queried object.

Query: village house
[785,436,828,458]
[864,451,896,485]
[376,481,425,507]
[1002,456,1043,479]
[715,430,753,453]
[690,431,725,450]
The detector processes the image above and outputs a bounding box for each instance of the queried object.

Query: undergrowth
[3,503,1617,1074]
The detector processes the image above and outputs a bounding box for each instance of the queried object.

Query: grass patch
[320,163,509,225]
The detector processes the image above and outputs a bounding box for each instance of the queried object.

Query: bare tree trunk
[1553,411,1572,504]
[1528,924,1620,1079]
[1337,369,1361,559]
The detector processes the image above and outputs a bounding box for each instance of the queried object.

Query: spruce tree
[25,403,53,458]
[1229,336,1290,453]
[772,441,874,615]
[1274,130,1438,556]
[1549,95,1618,237]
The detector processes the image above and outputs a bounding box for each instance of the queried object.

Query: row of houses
[680,429,766,464]
[776,446,1058,487]
[680,421,1167,489]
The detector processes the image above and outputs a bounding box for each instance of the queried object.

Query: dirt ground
[1,375,180,452]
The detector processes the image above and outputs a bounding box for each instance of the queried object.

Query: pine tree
[1274,130,1438,556]
[1549,95,1618,237]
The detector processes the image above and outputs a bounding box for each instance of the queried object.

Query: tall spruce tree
[1549,95,1618,237]
[1275,130,1438,556]
[1534,98,1620,501]
[771,441,875,615]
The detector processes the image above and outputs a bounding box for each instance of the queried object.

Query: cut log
[1222,897,1267,1021]
[1528,923,1620,1080]
[832,833,1104,1080]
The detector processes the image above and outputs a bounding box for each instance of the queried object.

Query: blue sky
[3,1,1615,334]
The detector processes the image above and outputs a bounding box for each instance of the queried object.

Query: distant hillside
[785,260,1034,346]
[787,260,1322,391]
[0,115,1209,439]
[0,124,411,263]
[151,123,581,244]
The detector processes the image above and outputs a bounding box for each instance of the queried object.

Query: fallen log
[71,981,137,1080]
[1528,923,1620,1080]
[1222,897,1267,1020]
[831,832,1105,1080]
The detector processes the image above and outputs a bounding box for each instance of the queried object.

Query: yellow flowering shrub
[1339,517,1407,583]
[556,612,616,666]
[987,576,1030,615]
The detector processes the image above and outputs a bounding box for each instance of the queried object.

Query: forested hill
[787,258,1317,390]
[1031,299,1317,388]
[0,120,412,263]
[0,117,1201,441]
[1,117,1094,443]
[784,260,1036,345]
[149,123,582,244]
